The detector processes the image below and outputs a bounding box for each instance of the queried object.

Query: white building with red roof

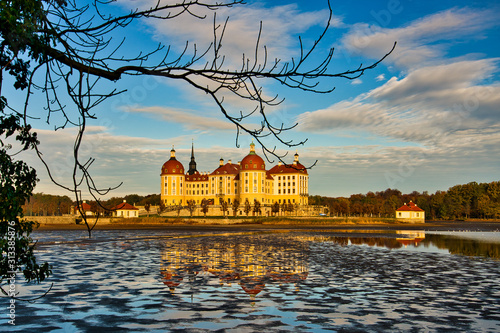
[395,201,425,222]
[111,200,139,218]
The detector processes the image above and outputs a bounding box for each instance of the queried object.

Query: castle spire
[188,141,198,175]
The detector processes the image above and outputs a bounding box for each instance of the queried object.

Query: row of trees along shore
[22,194,161,216]
[22,181,500,220]
[309,181,500,220]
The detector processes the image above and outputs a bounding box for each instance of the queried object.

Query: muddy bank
[35,219,500,232]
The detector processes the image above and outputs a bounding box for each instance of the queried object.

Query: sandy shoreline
[35,220,500,232]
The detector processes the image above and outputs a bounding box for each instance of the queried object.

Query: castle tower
[238,142,268,208]
[161,146,185,205]
[188,142,198,175]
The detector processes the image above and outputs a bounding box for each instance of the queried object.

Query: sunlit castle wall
[185,172,209,204]
[238,142,269,205]
[209,158,240,205]
[268,152,309,206]
[160,148,186,205]
[160,142,309,207]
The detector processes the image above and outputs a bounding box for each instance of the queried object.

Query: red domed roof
[161,148,184,175]
[240,142,265,171]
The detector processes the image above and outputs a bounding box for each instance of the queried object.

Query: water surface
[6,229,500,332]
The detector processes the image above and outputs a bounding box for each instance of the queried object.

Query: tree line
[308,181,500,220]
[23,180,500,220]
[22,194,161,216]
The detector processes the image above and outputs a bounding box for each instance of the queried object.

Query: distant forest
[22,194,161,216]
[309,181,500,220]
[22,181,500,220]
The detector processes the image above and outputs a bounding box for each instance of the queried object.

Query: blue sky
[16,0,500,198]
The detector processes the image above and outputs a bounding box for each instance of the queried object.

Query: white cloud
[127,106,235,131]
[341,8,497,69]
[117,1,333,69]
[375,74,385,81]
[351,79,362,85]
[19,126,186,197]
[298,59,500,146]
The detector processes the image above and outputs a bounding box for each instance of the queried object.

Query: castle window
[278,190,281,194]
[254,164,257,169]
[288,189,291,194]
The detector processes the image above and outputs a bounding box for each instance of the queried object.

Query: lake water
[5,228,500,332]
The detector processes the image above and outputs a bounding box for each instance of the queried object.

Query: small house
[395,201,425,222]
[74,200,94,216]
[111,200,139,218]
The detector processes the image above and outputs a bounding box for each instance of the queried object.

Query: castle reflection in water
[159,231,426,298]
[160,234,310,299]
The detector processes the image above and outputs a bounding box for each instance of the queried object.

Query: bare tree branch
[3,0,395,237]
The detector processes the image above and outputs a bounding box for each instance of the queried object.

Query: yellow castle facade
[160,142,309,206]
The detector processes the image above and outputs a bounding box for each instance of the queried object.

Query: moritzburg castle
[160,142,309,207]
